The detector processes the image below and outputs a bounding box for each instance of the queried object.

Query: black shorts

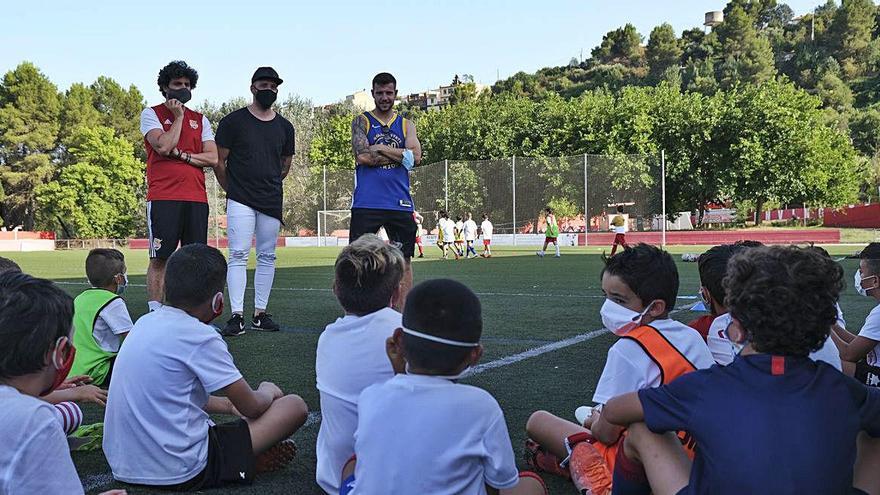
[159,419,255,491]
[350,208,416,258]
[147,200,209,260]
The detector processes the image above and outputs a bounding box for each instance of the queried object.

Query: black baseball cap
[252,67,283,85]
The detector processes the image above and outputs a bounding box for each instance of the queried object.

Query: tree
[646,23,683,82]
[591,24,646,67]
[0,62,61,230]
[59,83,101,143]
[815,72,853,111]
[828,0,877,77]
[849,107,880,157]
[715,4,777,88]
[90,77,145,156]
[35,126,145,238]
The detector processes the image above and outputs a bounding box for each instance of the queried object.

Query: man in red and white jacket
[141,60,219,311]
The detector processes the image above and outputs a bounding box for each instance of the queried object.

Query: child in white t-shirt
[440,210,458,260]
[315,234,405,494]
[832,242,880,385]
[0,271,126,495]
[341,279,548,495]
[525,244,713,493]
[464,212,479,259]
[481,213,494,258]
[104,244,308,491]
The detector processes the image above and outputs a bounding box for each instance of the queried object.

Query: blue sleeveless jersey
[351,112,414,211]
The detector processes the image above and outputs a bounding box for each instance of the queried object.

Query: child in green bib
[70,249,133,386]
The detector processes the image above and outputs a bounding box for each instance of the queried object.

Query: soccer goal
[316,209,351,246]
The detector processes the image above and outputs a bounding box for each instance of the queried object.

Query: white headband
[401,327,480,348]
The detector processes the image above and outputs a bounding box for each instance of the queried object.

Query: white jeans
[226,199,281,314]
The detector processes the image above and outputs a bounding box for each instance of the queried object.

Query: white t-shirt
[707,310,844,370]
[455,220,464,239]
[93,298,134,352]
[0,385,84,494]
[315,307,399,494]
[858,304,880,366]
[592,318,715,405]
[104,306,242,486]
[463,219,478,241]
[140,107,215,142]
[352,374,519,494]
[481,220,493,240]
[441,219,456,242]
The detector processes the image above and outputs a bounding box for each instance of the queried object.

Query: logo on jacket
[189,119,199,130]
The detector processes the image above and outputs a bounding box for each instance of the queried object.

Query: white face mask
[714,313,745,355]
[600,299,653,336]
[856,270,878,297]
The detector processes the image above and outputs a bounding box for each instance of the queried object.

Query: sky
[2,0,826,108]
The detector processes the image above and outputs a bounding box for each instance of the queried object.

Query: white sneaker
[555,254,561,258]
[536,251,545,257]
[575,406,592,426]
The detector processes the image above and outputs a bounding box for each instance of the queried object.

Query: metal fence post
[661,150,667,249]
[321,163,328,247]
[583,153,588,247]
[444,159,449,212]
[512,156,517,246]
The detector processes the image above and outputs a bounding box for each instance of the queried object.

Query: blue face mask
[401,149,415,171]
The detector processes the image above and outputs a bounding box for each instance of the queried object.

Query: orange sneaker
[568,441,612,495]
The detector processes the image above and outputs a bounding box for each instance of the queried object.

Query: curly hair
[157,60,198,96]
[723,246,843,356]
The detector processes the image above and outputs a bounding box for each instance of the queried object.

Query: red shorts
[483,239,491,246]
[613,233,627,244]
[545,237,557,243]
[415,236,422,244]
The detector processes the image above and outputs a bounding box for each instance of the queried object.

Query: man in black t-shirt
[215,67,295,336]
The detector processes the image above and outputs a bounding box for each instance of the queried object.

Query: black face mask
[166,88,192,104]
[255,89,277,109]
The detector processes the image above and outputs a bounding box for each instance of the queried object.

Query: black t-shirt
[215,107,295,220]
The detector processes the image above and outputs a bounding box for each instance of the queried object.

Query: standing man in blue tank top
[349,72,422,307]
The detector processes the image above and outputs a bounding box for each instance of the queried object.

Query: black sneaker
[222,314,246,337]
[252,313,280,332]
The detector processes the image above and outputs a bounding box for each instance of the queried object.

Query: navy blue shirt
[639,354,880,494]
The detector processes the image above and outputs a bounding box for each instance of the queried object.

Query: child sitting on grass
[69,248,133,387]
[315,234,405,493]
[524,244,713,493]
[0,271,125,495]
[341,279,548,495]
[104,244,308,491]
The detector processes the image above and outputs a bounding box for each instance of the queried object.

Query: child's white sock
[555,244,561,256]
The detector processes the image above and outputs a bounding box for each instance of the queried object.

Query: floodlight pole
[661,150,667,249]
[512,156,517,246]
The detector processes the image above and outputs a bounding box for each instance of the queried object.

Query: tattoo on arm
[352,117,371,158]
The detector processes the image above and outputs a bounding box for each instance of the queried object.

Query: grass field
[7,243,876,494]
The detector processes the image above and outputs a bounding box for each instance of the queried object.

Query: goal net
[316,210,351,246]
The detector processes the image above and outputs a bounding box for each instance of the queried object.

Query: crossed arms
[351,114,422,167]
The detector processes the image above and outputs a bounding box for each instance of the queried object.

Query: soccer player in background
[536,208,560,258]
[610,205,629,256]
[481,213,494,258]
[463,212,479,259]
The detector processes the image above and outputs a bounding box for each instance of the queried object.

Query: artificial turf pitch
[7,244,874,494]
